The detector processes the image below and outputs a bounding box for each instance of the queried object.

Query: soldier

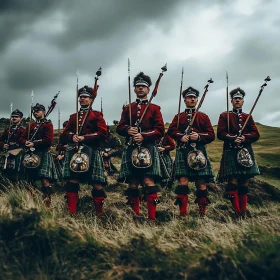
[217,88,260,217]
[156,133,176,188]
[116,72,165,220]
[0,109,25,181]
[168,87,215,216]
[100,125,123,177]
[60,86,107,216]
[20,103,57,206]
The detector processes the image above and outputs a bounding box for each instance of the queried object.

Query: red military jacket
[60,108,107,146]
[217,109,259,148]
[116,99,165,143]
[20,120,54,150]
[0,124,26,150]
[168,109,215,144]
[156,134,176,151]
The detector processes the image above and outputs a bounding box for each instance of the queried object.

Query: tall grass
[0,179,280,279]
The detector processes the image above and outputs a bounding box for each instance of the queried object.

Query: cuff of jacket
[141,130,157,141]
[174,132,184,141]
[83,133,99,143]
[33,139,43,147]
[225,134,237,142]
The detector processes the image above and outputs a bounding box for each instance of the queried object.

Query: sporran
[70,145,90,173]
[187,143,207,170]
[23,148,40,168]
[237,147,254,168]
[131,145,152,169]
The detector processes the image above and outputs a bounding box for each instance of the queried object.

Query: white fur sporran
[131,145,152,169]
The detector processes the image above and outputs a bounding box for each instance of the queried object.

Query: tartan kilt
[161,152,173,177]
[63,145,106,184]
[217,144,260,183]
[24,150,59,181]
[174,144,214,182]
[0,150,24,180]
[53,157,64,181]
[160,151,173,184]
[118,143,169,183]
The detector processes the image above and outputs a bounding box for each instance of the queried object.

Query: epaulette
[198,111,207,115]
[124,102,136,108]
[150,103,161,109]
[45,119,52,123]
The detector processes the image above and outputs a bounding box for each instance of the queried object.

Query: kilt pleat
[24,150,59,181]
[174,144,214,182]
[160,151,173,185]
[53,157,64,181]
[161,152,173,177]
[217,144,260,182]
[118,143,168,183]
[0,151,24,180]
[63,145,106,184]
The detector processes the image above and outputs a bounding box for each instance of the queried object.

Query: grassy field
[0,122,280,279]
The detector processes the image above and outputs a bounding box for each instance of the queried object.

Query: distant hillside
[1,118,279,187]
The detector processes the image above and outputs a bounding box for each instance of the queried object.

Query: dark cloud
[0,0,59,51]
[51,0,184,50]
[0,0,279,129]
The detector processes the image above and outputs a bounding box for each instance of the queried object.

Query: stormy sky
[0,0,279,128]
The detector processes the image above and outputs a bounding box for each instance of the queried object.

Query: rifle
[177,67,184,128]
[183,78,214,136]
[128,59,132,127]
[76,70,79,139]
[27,90,34,140]
[77,67,102,136]
[235,76,271,168]
[226,71,229,133]
[101,97,103,114]
[7,103,13,141]
[57,105,61,141]
[239,76,271,136]
[3,103,13,169]
[29,91,60,142]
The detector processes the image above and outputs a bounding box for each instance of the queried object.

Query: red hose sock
[197,197,207,215]
[239,186,249,213]
[125,188,141,216]
[226,183,240,213]
[143,186,160,220]
[130,197,141,216]
[146,193,158,220]
[174,185,190,216]
[175,194,188,216]
[227,191,241,213]
[92,197,105,216]
[66,192,79,213]
[195,189,210,216]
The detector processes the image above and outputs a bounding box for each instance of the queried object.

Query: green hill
[1,122,280,279]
